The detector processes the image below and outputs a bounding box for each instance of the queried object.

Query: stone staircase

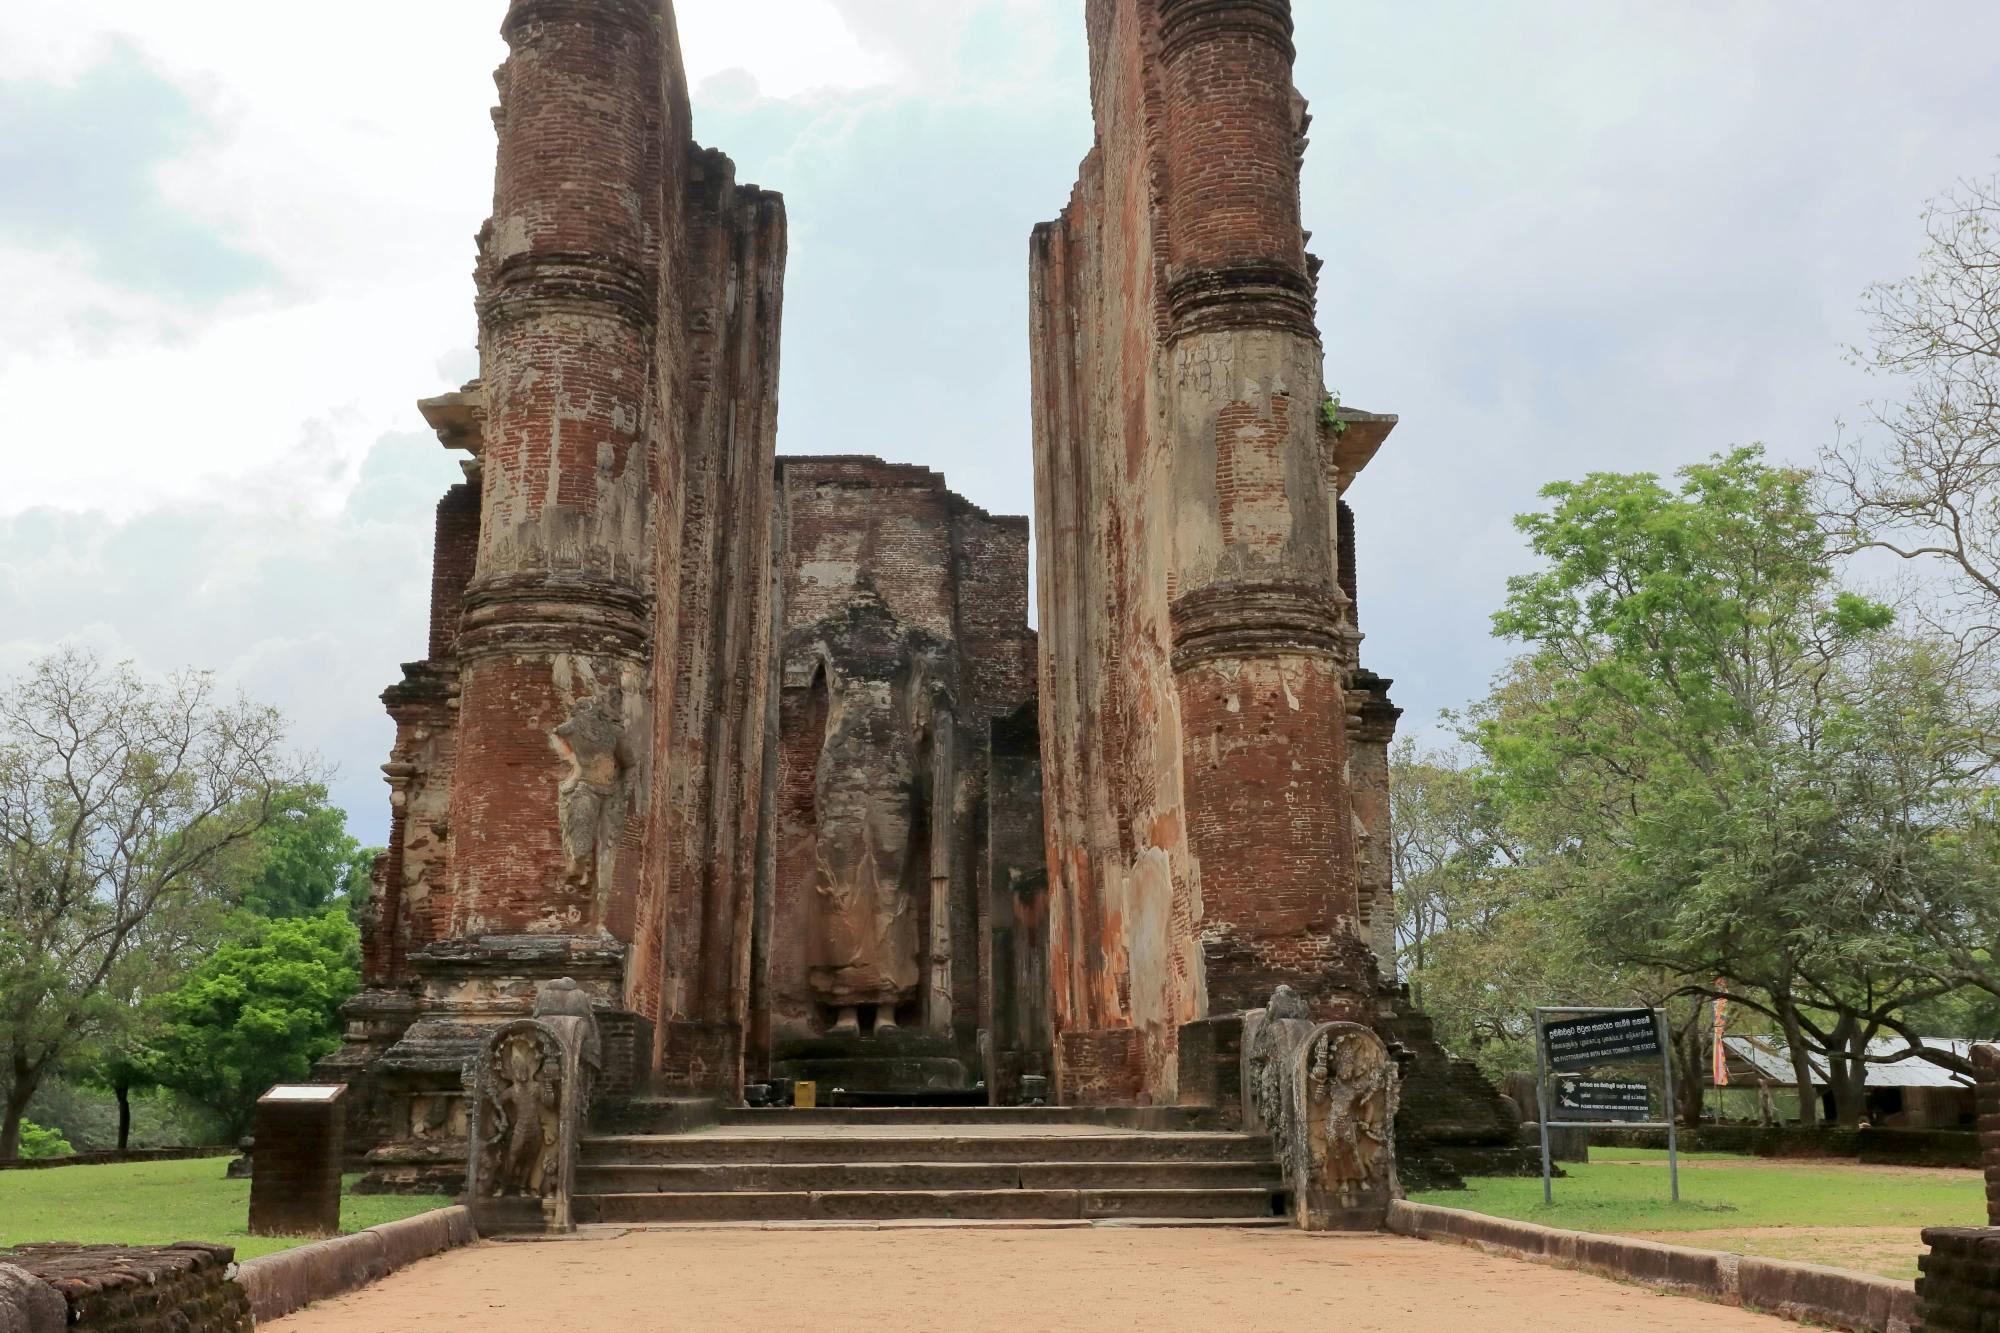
[574,1106,1289,1225]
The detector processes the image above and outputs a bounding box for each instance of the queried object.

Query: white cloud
[5,0,2000,838]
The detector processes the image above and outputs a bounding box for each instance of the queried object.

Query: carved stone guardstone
[248,1083,347,1237]
[464,979,601,1235]
[1245,987,1401,1231]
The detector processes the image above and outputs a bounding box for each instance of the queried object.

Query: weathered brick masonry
[330,0,1522,1188]
[1913,1045,2000,1327]
[324,0,787,1183]
[0,1244,249,1333]
[756,459,1045,1097]
[1028,0,1531,1180]
[1032,0,1383,1102]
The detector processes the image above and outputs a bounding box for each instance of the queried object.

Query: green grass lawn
[1412,1153,1986,1279]
[1414,1154,1982,1233]
[0,1158,451,1261]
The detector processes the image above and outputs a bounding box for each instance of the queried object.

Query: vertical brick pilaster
[1975,1043,2000,1225]
[1156,0,1368,1021]
[449,0,660,940]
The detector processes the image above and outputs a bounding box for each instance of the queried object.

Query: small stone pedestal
[249,1084,346,1237]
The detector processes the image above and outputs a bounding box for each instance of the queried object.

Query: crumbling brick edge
[1385,1201,1915,1333]
[231,1205,478,1324]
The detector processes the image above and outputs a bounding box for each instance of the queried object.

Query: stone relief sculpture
[807,656,930,1035]
[551,683,638,893]
[1301,1024,1397,1201]
[464,980,601,1234]
[473,1025,562,1198]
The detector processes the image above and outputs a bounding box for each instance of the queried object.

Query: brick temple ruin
[321,0,1529,1214]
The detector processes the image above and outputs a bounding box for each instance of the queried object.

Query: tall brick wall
[1032,0,1202,1106]
[638,148,787,1088]
[336,0,789,1158]
[1031,0,1377,1104]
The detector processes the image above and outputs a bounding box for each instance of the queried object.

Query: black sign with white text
[1542,1009,1663,1071]
[1554,1077,1654,1122]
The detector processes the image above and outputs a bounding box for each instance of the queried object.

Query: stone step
[714,1106,1227,1130]
[581,1132,1273,1166]
[575,1160,1284,1194]
[574,1187,1289,1225]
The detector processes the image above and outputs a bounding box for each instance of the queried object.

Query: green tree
[1472,448,1983,1126]
[0,648,315,1160]
[138,912,359,1137]
[238,785,378,920]
[18,1119,72,1160]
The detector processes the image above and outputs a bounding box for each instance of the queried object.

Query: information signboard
[1543,1009,1663,1071]
[1553,1076,1652,1122]
[1533,1006,1679,1205]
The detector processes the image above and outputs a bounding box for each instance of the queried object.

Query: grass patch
[0,1158,450,1261]
[1413,1157,1983,1236]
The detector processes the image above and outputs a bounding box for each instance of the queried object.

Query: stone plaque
[249,1083,346,1237]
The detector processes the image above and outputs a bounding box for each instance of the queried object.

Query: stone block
[0,1262,63,1333]
[0,1244,247,1332]
[233,1206,476,1324]
[249,1084,346,1238]
[1177,1014,1245,1126]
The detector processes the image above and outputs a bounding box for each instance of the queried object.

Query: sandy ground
[271,1226,1799,1332]
[1595,1156,1980,1277]
[1628,1225,1924,1280]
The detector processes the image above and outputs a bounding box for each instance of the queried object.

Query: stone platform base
[0,1243,249,1332]
[772,1031,973,1096]
[1917,1226,2000,1330]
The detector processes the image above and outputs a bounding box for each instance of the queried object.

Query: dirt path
[272,1226,1799,1332]
[1627,1225,1923,1280]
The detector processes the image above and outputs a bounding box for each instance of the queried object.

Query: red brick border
[231,1206,477,1323]
[1385,1200,1914,1333]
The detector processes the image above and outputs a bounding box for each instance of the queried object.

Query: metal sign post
[1534,1005,1681,1205]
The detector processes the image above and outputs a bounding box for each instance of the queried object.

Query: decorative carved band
[1159,0,1295,61]
[1167,264,1317,339]
[1170,580,1347,670]
[479,254,656,332]
[457,578,652,660]
[503,0,657,41]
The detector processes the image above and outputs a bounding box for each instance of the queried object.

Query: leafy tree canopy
[238,785,377,920]
[138,911,359,1137]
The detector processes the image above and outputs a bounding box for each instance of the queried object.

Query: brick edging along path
[1385,1200,1915,1333]
[231,1206,477,1323]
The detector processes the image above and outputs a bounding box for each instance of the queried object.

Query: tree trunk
[1831,1029,1870,1127]
[115,1080,133,1154]
[1,1055,41,1162]
[1779,1004,1818,1127]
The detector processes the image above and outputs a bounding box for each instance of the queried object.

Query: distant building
[1716,1035,1990,1128]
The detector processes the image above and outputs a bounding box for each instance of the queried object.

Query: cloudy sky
[1,1,1995,845]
